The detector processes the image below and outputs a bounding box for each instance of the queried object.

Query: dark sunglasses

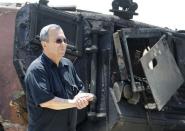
[55,38,68,44]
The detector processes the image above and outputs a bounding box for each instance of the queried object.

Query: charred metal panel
[140,35,184,110]
[13,4,85,89]
[174,35,185,83]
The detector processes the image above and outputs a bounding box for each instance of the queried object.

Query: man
[24,24,94,131]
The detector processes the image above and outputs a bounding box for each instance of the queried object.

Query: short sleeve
[24,68,55,106]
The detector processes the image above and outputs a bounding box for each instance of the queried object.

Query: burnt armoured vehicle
[13,0,185,131]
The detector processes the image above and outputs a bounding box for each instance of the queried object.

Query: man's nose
[61,43,67,47]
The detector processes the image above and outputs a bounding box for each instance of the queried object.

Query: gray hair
[39,24,61,42]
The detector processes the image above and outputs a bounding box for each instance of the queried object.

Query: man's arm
[40,97,76,110]
[40,93,92,110]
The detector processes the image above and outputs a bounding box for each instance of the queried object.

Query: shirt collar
[41,53,69,68]
[60,58,69,67]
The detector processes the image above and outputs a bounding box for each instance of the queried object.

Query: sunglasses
[55,38,68,44]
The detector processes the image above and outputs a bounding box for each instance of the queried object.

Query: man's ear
[41,41,47,48]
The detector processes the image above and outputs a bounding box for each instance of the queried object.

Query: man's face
[44,28,67,60]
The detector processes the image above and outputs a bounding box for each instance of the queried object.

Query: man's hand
[73,92,95,109]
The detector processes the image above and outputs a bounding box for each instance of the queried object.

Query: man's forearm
[40,92,94,110]
[40,97,75,110]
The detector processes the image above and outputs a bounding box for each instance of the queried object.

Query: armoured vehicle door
[140,34,184,110]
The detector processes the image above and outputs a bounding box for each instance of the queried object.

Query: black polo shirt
[24,53,85,131]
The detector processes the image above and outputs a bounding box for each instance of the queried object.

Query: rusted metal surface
[0,7,23,124]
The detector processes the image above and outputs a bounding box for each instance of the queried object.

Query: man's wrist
[68,99,76,107]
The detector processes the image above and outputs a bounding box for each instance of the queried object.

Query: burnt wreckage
[13,0,185,131]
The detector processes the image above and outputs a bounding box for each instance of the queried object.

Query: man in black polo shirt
[24,24,94,131]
